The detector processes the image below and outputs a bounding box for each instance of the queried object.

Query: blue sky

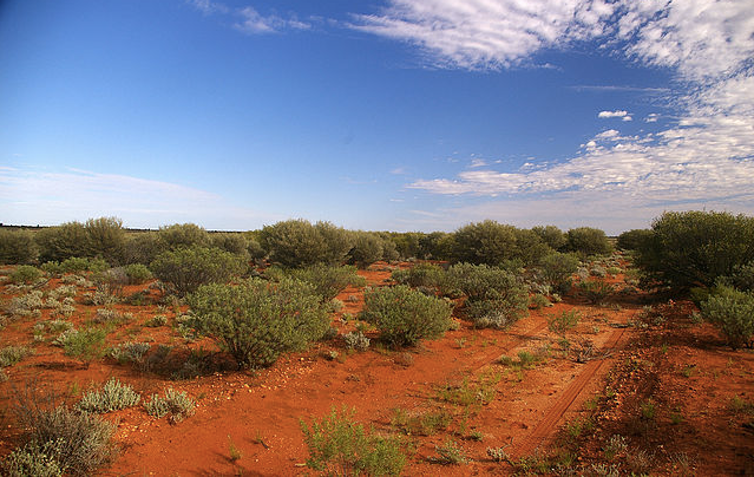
[2,0,753,234]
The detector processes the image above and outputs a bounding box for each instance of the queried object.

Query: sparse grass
[228,435,242,462]
[547,309,581,335]
[437,371,501,407]
[430,439,466,465]
[392,408,452,436]
[144,388,196,423]
[0,345,33,368]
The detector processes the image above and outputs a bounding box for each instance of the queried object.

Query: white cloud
[234,7,311,34]
[598,110,631,120]
[0,168,276,229]
[645,113,659,123]
[469,158,487,168]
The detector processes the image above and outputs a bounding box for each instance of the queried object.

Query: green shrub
[315,221,354,265]
[349,232,384,268]
[452,220,520,266]
[123,263,153,284]
[432,439,467,465]
[565,227,612,257]
[122,232,165,265]
[635,211,754,289]
[344,330,371,351]
[52,257,109,274]
[10,265,43,284]
[288,264,366,301]
[548,309,581,335]
[13,398,115,476]
[108,341,151,364]
[187,278,330,368]
[360,285,452,347]
[150,246,246,296]
[418,231,455,260]
[259,219,353,268]
[577,280,614,305]
[144,388,196,422]
[722,262,754,292]
[536,252,580,295]
[84,217,126,265]
[59,328,108,361]
[532,225,567,251]
[76,378,141,413]
[0,229,38,265]
[157,223,210,250]
[391,263,447,292]
[701,285,754,349]
[3,438,64,477]
[301,407,406,476]
[0,345,33,367]
[35,222,90,263]
[616,229,653,251]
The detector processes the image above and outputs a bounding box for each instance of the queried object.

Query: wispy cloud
[598,110,633,121]
[0,167,276,229]
[187,0,311,34]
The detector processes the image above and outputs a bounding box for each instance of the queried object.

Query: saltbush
[0,345,33,368]
[301,407,406,476]
[636,211,754,290]
[187,278,330,368]
[124,263,153,284]
[701,285,754,349]
[76,378,141,413]
[288,264,366,302]
[3,438,65,477]
[0,229,38,264]
[565,227,612,257]
[150,246,246,296]
[144,388,196,422]
[10,265,43,285]
[359,285,452,347]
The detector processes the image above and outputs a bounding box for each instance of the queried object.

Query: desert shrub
[387,232,422,260]
[3,438,65,477]
[616,229,653,251]
[432,439,467,465]
[0,229,38,264]
[150,246,246,296]
[47,256,109,275]
[577,280,615,305]
[76,378,141,413]
[145,314,167,327]
[391,263,448,292]
[288,264,366,301]
[349,232,384,268]
[315,221,355,265]
[259,219,329,268]
[532,225,567,251]
[187,278,330,368]
[565,227,612,257]
[548,309,581,335]
[418,231,455,260]
[6,291,45,317]
[123,263,153,284]
[144,388,196,422]
[700,285,754,349]
[360,285,452,347]
[208,232,248,258]
[536,252,580,295]
[722,262,754,292]
[0,345,33,367]
[635,211,754,290]
[157,223,210,250]
[513,228,552,266]
[122,232,165,265]
[108,341,151,364]
[35,222,90,263]
[301,407,406,476]
[13,394,115,476]
[452,220,519,266]
[58,328,108,361]
[344,330,371,351]
[84,217,126,265]
[10,265,43,284]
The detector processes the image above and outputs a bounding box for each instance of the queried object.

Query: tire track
[512,326,627,458]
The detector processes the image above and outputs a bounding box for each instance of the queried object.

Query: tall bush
[85,217,126,265]
[537,252,580,295]
[35,222,90,263]
[157,223,210,250]
[532,225,567,251]
[187,278,330,368]
[701,285,754,349]
[452,220,519,266]
[150,246,246,296]
[259,219,329,268]
[565,227,612,257]
[349,232,384,269]
[616,229,653,251]
[635,211,754,289]
[0,229,38,264]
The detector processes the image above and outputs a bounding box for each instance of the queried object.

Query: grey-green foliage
[187,277,331,368]
[0,346,33,367]
[452,220,551,267]
[447,263,529,329]
[84,217,126,265]
[13,402,115,476]
[0,229,38,265]
[391,263,448,293]
[259,219,353,268]
[532,225,567,251]
[35,222,91,263]
[537,252,580,295]
[108,341,151,364]
[360,285,452,347]
[287,264,366,301]
[701,285,754,349]
[349,232,384,268]
[150,246,246,296]
[3,438,65,477]
[301,407,406,476]
[9,265,44,285]
[157,223,210,250]
[636,211,754,290]
[144,388,196,422]
[565,227,613,257]
[123,263,153,284]
[76,378,141,413]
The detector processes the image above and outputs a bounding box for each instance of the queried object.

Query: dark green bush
[391,263,448,292]
[701,285,754,349]
[536,252,580,295]
[124,263,153,284]
[210,232,250,259]
[360,285,452,347]
[722,262,754,292]
[84,217,126,265]
[452,220,519,266]
[57,257,109,274]
[259,219,329,268]
[122,232,165,265]
[418,231,455,260]
[150,246,246,296]
[187,278,330,368]
[636,211,754,290]
[10,265,43,284]
[60,328,108,362]
[35,222,90,263]
[532,225,567,251]
[301,407,406,476]
[315,221,354,265]
[288,264,366,301]
[565,227,612,257]
[157,223,210,250]
[349,232,384,268]
[0,229,38,264]
[616,229,653,251]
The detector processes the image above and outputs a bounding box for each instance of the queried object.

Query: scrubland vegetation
[0,210,753,475]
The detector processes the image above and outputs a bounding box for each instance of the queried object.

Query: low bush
[344,330,370,351]
[548,309,581,335]
[391,263,448,293]
[360,285,452,347]
[9,265,43,285]
[108,342,151,364]
[144,388,196,422]
[0,345,34,368]
[3,438,65,477]
[565,227,612,257]
[187,278,330,368]
[301,407,406,476]
[58,328,108,361]
[577,280,614,305]
[76,378,141,413]
[288,264,366,301]
[150,246,246,296]
[701,285,754,349]
[124,263,153,284]
[536,252,580,295]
